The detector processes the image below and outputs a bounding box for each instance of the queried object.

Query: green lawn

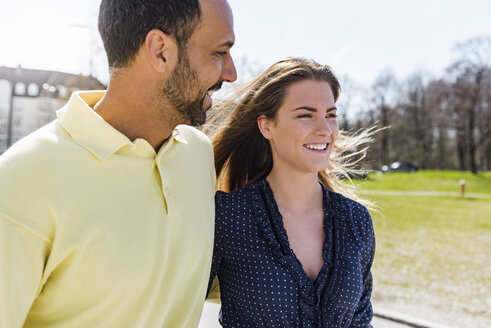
[356,170,491,194]
[355,171,491,327]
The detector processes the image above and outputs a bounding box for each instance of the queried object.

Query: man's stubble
[160,47,207,127]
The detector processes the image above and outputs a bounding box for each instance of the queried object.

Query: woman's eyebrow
[293,106,337,112]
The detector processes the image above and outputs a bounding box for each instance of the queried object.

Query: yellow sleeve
[0,214,50,327]
[205,276,221,304]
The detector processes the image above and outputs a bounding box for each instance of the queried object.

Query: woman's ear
[144,29,178,74]
[257,115,273,140]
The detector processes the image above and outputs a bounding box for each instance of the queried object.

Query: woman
[207,57,375,328]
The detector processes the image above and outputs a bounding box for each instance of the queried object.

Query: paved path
[372,316,414,327]
[199,303,414,327]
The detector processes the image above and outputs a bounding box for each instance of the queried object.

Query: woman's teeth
[304,144,327,150]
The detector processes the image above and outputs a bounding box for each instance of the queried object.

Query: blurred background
[1,0,490,327]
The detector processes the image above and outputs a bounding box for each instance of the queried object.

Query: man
[0,0,236,327]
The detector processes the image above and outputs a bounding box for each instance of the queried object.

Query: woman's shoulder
[215,181,265,222]
[325,188,374,240]
[215,186,249,207]
[329,190,370,218]
[215,180,265,204]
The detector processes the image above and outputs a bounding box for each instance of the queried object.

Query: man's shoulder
[0,121,74,223]
[176,125,212,146]
[0,120,74,173]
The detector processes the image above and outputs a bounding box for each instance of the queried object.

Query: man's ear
[144,29,178,74]
[257,115,273,140]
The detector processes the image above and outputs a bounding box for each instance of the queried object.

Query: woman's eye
[327,113,338,118]
[297,114,312,118]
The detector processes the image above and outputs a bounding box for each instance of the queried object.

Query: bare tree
[483,71,491,170]
[396,72,435,168]
[446,36,491,173]
[337,75,361,131]
[425,79,455,169]
[370,69,398,166]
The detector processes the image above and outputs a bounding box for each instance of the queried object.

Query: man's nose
[221,53,237,83]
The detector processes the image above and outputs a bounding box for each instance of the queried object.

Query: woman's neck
[266,168,323,213]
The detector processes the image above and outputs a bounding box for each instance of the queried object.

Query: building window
[57,85,67,98]
[12,131,22,144]
[15,82,26,95]
[0,138,7,151]
[28,83,39,96]
[0,79,12,99]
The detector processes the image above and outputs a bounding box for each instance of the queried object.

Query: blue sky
[1,0,490,87]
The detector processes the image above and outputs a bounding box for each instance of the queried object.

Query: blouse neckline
[261,178,333,284]
[249,178,345,327]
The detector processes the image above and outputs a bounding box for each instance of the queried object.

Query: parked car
[380,161,418,173]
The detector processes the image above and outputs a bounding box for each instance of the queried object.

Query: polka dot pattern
[208,179,375,327]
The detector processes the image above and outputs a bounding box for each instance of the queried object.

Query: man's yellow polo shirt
[0,91,215,327]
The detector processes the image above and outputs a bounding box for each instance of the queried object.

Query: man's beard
[162,50,207,126]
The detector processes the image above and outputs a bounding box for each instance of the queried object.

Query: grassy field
[355,171,491,327]
[357,170,491,194]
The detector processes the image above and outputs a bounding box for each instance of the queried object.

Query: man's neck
[94,76,175,151]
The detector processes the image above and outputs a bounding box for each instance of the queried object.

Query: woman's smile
[303,143,329,152]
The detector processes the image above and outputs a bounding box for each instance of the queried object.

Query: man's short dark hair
[98,0,202,68]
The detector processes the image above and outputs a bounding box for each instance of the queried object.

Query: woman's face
[258,79,338,175]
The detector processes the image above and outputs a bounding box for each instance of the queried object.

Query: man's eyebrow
[293,106,337,112]
[219,40,235,48]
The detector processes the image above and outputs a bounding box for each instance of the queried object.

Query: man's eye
[327,113,338,118]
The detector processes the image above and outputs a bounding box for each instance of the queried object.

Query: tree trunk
[467,70,482,173]
[437,127,447,169]
[381,105,390,164]
[457,127,467,171]
[468,106,477,173]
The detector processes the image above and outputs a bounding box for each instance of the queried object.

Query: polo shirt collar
[57,91,188,161]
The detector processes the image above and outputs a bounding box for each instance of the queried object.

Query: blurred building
[0,65,105,153]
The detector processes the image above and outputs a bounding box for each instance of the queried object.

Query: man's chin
[186,108,207,127]
[202,93,213,112]
[201,103,212,113]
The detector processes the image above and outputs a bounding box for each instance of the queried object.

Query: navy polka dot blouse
[208,179,375,328]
